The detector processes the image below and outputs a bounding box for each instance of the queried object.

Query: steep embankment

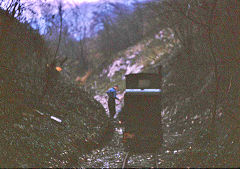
[86,26,239,167]
[0,11,113,168]
[88,29,175,116]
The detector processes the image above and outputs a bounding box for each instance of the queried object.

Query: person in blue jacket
[106,85,120,119]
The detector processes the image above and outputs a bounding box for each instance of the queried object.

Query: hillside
[83,27,239,167]
[86,29,174,115]
[0,10,113,168]
[1,0,239,167]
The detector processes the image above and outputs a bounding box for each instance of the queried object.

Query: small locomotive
[121,67,163,153]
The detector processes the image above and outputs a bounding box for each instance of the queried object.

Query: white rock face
[106,53,144,80]
[94,92,125,118]
[107,58,127,78]
[127,54,136,59]
[94,28,173,118]
[94,94,109,115]
[125,64,144,75]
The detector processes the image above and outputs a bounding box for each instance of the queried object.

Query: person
[106,85,121,119]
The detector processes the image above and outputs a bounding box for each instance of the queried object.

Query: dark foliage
[0,10,114,167]
[153,0,240,167]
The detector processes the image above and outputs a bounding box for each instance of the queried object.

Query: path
[78,94,169,168]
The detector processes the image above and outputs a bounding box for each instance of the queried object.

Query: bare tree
[53,0,63,60]
[2,0,23,18]
[69,4,89,71]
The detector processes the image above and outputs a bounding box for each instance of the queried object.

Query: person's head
[114,85,119,90]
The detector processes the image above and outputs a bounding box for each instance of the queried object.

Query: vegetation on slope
[0,10,113,167]
[1,0,239,167]
[84,1,240,167]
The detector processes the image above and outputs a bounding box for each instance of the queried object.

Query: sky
[57,0,106,4]
[0,0,136,21]
[1,0,143,37]
[49,0,138,8]
[48,0,135,4]
[1,0,137,9]
[24,0,137,6]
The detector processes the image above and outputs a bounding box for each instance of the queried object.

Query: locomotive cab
[122,71,163,153]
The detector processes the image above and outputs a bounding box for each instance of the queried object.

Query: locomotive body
[122,72,163,153]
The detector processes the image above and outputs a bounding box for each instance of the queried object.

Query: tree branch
[53,1,63,60]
